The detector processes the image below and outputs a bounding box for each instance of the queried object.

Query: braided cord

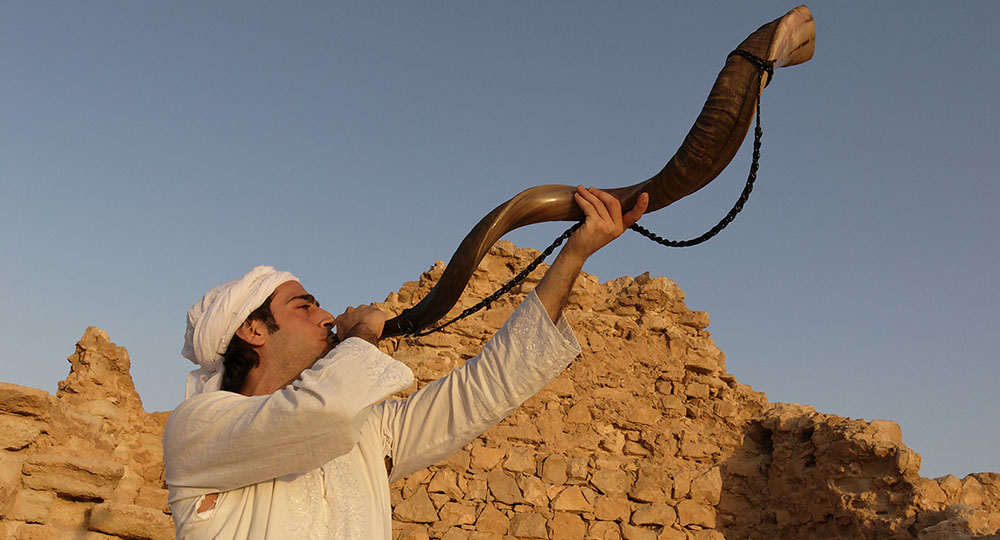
[405,222,583,337]
[629,48,771,248]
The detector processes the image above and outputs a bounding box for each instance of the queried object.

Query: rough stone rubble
[1,241,997,539]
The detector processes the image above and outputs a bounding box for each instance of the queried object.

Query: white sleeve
[380,290,581,483]
[163,337,414,493]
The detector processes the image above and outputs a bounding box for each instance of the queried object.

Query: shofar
[384,5,816,338]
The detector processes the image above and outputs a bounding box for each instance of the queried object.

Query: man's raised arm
[534,186,649,322]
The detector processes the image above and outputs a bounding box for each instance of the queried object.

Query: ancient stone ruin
[1,242,998,539]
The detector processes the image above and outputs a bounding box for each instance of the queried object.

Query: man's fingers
[590,187,624,229]
[622,192,649,228]
[574,186,599,216]
[576,185,614,225]
[573,191,596,219]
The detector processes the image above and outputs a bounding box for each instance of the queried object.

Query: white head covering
[182,265,298,398]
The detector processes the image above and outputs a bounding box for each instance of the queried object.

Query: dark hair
[220,294,279,393]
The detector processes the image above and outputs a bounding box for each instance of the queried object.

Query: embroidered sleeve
[164,337,414,495]
[379,290,581,483]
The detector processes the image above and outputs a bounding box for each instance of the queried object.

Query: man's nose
[318,309,335,329]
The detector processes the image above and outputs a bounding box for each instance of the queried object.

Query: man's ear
[235,319,267,347]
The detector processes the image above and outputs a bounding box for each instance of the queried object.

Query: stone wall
[0,329,172,540]
[1,241,997,539]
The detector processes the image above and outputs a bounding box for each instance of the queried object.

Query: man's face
[260,280,336,377]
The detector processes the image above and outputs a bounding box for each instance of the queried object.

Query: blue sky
[2,2,997,479]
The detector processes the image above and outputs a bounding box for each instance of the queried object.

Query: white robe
[163,291,581,539]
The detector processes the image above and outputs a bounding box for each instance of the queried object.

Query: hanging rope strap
[629,48,771,247]
[403,49,773,338]
[401,222,582,337]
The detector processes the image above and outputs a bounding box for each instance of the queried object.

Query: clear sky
[2,2,997,480]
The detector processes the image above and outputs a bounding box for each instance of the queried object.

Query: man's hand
[335,305,386,346]
[563,186,649,262]
[534,186,648,322]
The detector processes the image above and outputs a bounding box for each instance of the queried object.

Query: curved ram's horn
[384,5,815,338]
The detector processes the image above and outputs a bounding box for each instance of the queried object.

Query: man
[164,186,648,539]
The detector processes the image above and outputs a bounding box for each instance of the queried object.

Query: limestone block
[942,504,994,535]
[6,488,56,523]
[660,395,686,415]
[678,433,719,460]
[565,402,592,424]
[676,500,715,529]
[688,467,722,505]
[657,526,687,540]
[591,469,632,496]
[623,442,652,458]
[486,469,522,505]
[394,486,439,523]
[509,512,547,538]
[638,313,672,332]
[594,494,632,521]
[914,476,949,508]
[541,455,568,485]
[548,511,587,540]
[761,403,817,432]
[552,485,595,512]
[683,350,721,376]
[567,457,589,481]
[440,527,471,540]
[588,520,623,540]
[438,502,477,527]
[466,478,488,501]
[937,475,962,498]
[686,530,725,540]
[632,503,677,526]
[428,469,464,500]
[517,475,548,507]
[630,406,662,426]
[683,383,710,400]
[959,477,988,507]
[12,523,68,540]
[87,503,173,540]
[712,400,738,419]
[443,449,472,472]
[0,383,53,419]
[621,523,658,540]
[395,521,431,540]
[475,504,509,534]
[47,497,91,528]
[545,374,575,397]
[468,532,503,540]
[0,414,45,450]
[631,468,669,504]
[600,430,626,454]
[677,311,710,330]
[21,454,124,500]
[503,447,536,474]
[471,446,506,470]
[401,468,432,497]
[134,486,170,513]
[0,457,24,505]
[865,419,903,444]
[430,492,451,507]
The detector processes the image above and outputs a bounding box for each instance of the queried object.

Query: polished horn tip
[769,5,817,69]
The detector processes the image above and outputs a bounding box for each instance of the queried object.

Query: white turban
[182,265,298,398]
